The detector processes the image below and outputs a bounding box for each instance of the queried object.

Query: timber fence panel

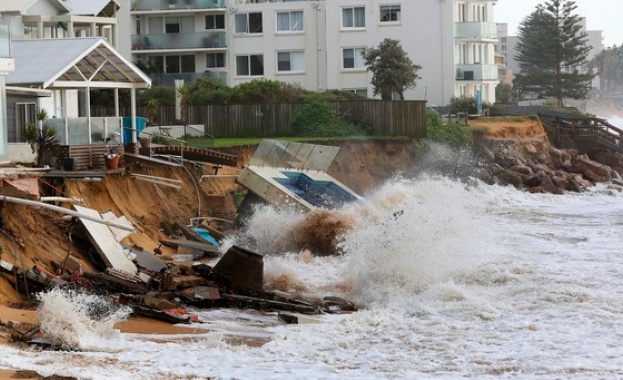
[92,100,427,138]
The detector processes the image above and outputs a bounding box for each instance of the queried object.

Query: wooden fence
[91,100,427,138]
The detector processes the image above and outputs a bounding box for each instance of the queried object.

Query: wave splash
[37,288,131,350]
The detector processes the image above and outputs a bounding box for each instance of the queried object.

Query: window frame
[276,10,304,33]
[342,47,366,70]
[205,14,225,30]
[341,6,365,29]
[276,50,305,73]
[236,54,264,76]
[12,102,37,143]
[379,5,401,23]
[234,12,263,34]
[206,52,226,68]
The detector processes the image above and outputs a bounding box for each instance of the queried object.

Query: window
[277,51,305,72]
[150,55,195,73]
[276,11,303,32]
[235,12,263,34]
[342,47,365,69]
[165,16,180,33]
[501,37,507,43]
[205,14,225,30]
[12,103,36,143]
[345,88,368,97]
[206,53,225,68]
[342,7,365,28]
[236,54,264,76]
[457,2,466,22]
[380,5,400,22]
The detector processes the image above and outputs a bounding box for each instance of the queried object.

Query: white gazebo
[6,37,150,151]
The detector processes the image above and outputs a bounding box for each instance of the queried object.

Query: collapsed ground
[0,112,616,306]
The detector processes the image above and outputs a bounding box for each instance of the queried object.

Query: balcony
[455,22,497,40]
[132,32,227,51]
[150,71,227,86]
[0,25,10,58]
[456,64,498,81]
[132,0,226,11]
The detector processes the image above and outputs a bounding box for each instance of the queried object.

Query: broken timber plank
[159,239,220,257]
[74,205,138,275]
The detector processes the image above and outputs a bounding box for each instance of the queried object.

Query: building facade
[128,0,499,106]
[0,14,16,162]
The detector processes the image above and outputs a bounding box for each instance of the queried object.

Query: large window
[149,15,194,34]
[276,11,303,32]
[11,103,36,143]
[277,51,305,72]
[149,55,195,73]
[380,5,401,22]
[342,47,365,69]
[235,12,263,34]
[205,14,225,30]
[342,7,365,28]
[206,53,225,68]
[236,54,264,76]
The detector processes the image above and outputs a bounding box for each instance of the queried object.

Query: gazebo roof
[63,0,121,17]
[7,37,151,90]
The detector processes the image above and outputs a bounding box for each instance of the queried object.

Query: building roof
[62,0,121,17]
[0,0,69,14]
[7,38,151,90]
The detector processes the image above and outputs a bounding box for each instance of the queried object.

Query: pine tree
[514,0,594,107]
[362,38,422,100]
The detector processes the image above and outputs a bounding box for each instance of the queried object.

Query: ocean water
[2,174,623,379]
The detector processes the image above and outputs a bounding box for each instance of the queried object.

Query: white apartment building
[0,0,123,48]
[128,0,499,106]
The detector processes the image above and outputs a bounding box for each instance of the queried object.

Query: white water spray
[37,288,131,350]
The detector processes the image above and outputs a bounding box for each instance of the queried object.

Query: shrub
[290,100,364,137]
[426,111,473,147]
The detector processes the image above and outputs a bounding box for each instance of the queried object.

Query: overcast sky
[494,0,623,48]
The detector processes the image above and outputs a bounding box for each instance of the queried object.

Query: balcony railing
[456,64,498,81]
[0,25,11,58]
[150,71,227,86]
[46,117,123,145]
[132,32,227,51]
[455,22,497,40]
[132,0,226,11]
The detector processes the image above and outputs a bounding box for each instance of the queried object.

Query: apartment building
[128,0,499,106]
[0,0,123,50]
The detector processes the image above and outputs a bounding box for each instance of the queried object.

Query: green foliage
[189,77,232,105]
[362,38,422,100]
[514,0,594,106]
[26,124,60,167]
[137,86,175,107]
[449,96,478,115]
[425,111,473,147]
[229,79,306,104]
[312,89,368,101]
[495,83,513,104]
[290,100,365,137]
